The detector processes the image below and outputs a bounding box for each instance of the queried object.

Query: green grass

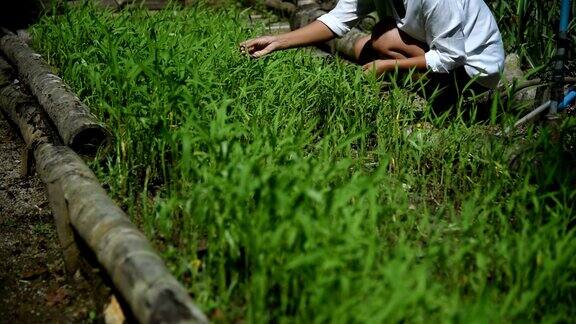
[30,2,576,322]
[486,0,575,68]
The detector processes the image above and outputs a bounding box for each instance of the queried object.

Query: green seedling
[30,1,576,322]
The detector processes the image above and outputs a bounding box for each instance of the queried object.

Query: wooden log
[0,56,81,270]
[0,56,57,150]
[35,143,209,324]
[0,34,111,155]
[290,4,325,30]
[0,56,208,324]
[290,5,370,59]
[266,22,292,34]
[264,0,297,16]
[111,0,180,10]
[326,27,368,59]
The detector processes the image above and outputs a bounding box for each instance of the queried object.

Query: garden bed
[25,1,576,322]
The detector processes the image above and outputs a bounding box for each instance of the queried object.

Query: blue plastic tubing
[560,0,572,33]
[560,90,576,110]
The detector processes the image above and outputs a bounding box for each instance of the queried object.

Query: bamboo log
[0,56,208,323]
[290,4,325,30]
[264,0,297,16]
[0,34,110,154]
[0,56,57,149]
[326,27,368,59]
[111,0,178,10]
[289,6,370,59]
[35,143,208,324]
[0,55,82,268]
[267,22,292,34]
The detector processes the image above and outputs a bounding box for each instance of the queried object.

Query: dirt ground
[0,113,110,323]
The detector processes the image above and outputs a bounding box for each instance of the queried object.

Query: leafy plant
[30,2,576,322]
[486,0,575,69]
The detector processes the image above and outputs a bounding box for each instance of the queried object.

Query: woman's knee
[354,18,427,63]
[371,18,397,38]
[371,29,406,59]
[371,26,427,59]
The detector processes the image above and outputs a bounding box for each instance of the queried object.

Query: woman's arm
[363,0,466,77]
[240,0,370,58]
[421,0,466,73]
[363,56,427,76]
[240,20,335,58]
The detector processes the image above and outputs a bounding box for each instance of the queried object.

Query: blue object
[517,0,573,123]
[549,0,572,115]
[560,0,572,33]
[559,89,576,110]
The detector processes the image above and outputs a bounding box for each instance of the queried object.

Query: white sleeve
[316,0,374,37]
[422,0,466,73]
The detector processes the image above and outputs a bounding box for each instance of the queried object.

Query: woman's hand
[240,36,285,58]
[362,57,427,77]
[240,21,336,59]
[362,59,397,77]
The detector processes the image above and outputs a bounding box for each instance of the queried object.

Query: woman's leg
[353,18,428,65]
[353,18,491,116]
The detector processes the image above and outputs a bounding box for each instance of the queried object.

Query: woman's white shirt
[317,0,505,88]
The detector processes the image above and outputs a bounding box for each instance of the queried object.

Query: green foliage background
[29,1,576,321]
[485,0,575,68]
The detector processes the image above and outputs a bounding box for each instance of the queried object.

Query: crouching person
[240,0,505,110]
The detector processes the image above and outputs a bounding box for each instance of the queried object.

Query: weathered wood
[0,56,57,151]
[266,22,292,34]
[35,143,209,324]
[47,180,81,273]
[0,34,110,154]
[0,56,208,323]
[327,27,368,59]
[290,4,325,30]
[0,55,80,271]
[264,0,297,16]
[106,0,184,10]
[289,5,370,59]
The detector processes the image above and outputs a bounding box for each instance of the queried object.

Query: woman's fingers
[362,61,377,74]
[239,36,277,58]
[252,43,278,58]
[362,60,389,77]
[240,38,263,52]
[240,38,261,51]
[239,39,256,54]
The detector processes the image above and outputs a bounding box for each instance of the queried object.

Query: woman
[240,0,505,94]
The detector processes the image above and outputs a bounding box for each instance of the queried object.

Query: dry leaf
[104,295,126,324]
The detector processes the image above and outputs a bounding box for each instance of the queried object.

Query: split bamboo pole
[0,34,110,154]
[34,143,209,324]
[0,56,56,149]
[289,5,370,59]
[0,56,208,324]
[264,0,297,16]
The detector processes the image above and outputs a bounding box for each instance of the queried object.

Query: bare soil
[0,113,109,323]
